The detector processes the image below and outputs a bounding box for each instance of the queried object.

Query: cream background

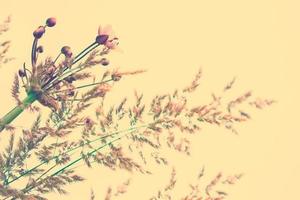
[0,0,299,199]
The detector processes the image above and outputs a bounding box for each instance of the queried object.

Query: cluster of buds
[33,17,56,39]
[17,17,120,112]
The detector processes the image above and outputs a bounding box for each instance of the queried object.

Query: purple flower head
[96,34,109,45]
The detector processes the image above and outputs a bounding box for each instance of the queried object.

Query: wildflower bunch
[0,17,120,132]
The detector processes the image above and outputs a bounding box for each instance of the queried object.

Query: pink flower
[96,25,119,50]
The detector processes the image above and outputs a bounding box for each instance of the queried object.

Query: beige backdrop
[0,0,299,199]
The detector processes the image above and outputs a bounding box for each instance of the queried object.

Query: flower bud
[33,26,45,39]
[61,46,73,58]
[36,46,44,53]
[18,69,26,77]
[46,17,56,27]
[100,58,109,66]
[96,34,109,45]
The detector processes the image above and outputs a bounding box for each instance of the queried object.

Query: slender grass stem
[52,53,62,64]
[34,163,57,184]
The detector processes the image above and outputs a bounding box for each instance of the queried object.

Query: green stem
[0,91,38,133]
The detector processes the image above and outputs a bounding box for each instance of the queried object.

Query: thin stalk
[52,53,62,64]
[34,163,57,184]
[0,91,38,133]
[50,79,113,94]
[73,42,98,64]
